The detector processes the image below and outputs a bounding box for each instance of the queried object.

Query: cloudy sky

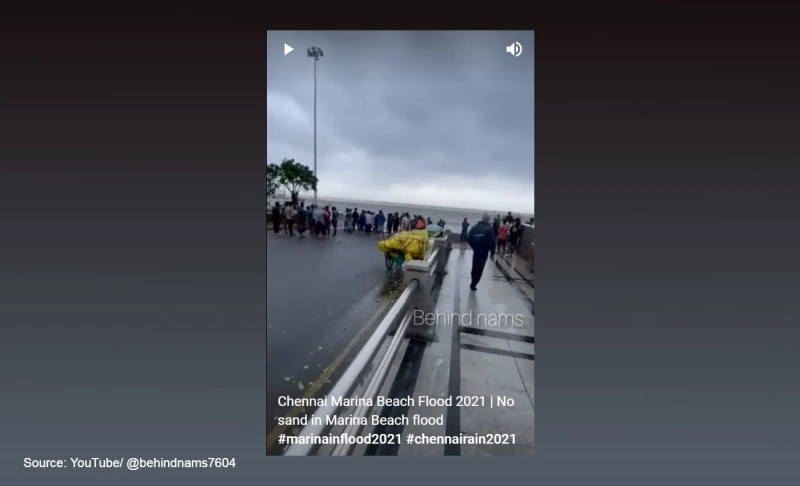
[267,31,534,213]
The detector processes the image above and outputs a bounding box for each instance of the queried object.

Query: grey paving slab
[423,259,457,359]
[460,332,511,352]
[511,257,535,282]
[463,292,503,329]
[496,316,535,338]
[508,340,535,356]
[518,284,535,303]
[422,326,453,360]
[514,358,535,405]
[497,254,534,282]
[401,248,536,456]
[412,353,451,399]
[487,282,521,301]
[460,348,527,394]
[492,303,533,322]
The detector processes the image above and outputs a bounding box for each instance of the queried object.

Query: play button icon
[284,44,293,55]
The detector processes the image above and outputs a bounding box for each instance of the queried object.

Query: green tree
[277,158,317,205]
[267,163,280,197]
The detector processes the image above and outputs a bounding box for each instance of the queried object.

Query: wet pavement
[267,229,395,451]
[398,248,535,456]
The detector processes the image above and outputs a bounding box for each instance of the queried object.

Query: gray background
[3,2,800,485]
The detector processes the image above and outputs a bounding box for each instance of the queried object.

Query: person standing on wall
[467,213,496,291]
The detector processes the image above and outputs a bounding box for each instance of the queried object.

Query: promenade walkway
[398,248,535,455]
[272,236,535,456]
[343,247,535,456]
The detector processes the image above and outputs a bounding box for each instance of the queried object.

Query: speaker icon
[506,42,522,57]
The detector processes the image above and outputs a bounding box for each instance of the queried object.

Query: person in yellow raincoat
[377,229,430,263]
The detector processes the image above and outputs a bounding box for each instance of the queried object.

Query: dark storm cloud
[267,30,534,211]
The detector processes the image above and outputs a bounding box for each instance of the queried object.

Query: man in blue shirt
[375,211,386,236]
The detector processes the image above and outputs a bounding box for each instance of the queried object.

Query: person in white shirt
[313,207,326,237]
[364,211,374,234]
[283,204,296,236]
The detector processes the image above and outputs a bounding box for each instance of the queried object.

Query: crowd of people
[270,202,449,239]
[464,212,531,290]
[460,211,526,258]
[270,201,529,292]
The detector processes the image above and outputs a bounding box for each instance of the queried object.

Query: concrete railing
[282,230,451,456]
[402,230,451,341]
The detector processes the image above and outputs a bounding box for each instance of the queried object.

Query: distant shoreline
[291,194,533,218]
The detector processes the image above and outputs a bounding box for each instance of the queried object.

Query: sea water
[295,196,533,229]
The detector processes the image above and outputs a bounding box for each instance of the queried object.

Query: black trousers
[471,252,489,288]
[497,239,506,254]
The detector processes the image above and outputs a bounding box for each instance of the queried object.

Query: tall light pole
[307,46,324,205]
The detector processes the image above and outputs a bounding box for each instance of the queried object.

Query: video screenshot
[267,30,534,456]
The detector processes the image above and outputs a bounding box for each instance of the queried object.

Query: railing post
[433,230,451,276]
[403,259,436,342]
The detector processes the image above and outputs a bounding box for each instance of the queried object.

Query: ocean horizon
[268,193,534,228]
[286,194,533,217]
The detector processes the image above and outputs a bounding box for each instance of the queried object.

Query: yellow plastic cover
[377,230,430,262]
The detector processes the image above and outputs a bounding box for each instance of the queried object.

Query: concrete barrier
[402,231,451,342]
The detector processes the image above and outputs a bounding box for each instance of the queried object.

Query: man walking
[467,213,496,291]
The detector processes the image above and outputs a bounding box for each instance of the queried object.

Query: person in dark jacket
[467,213,496,290]
[461,218,469,241]
[392,212,400,234]
[272,202,281,234]
[508,218,523,255]
[306,204,315,232]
